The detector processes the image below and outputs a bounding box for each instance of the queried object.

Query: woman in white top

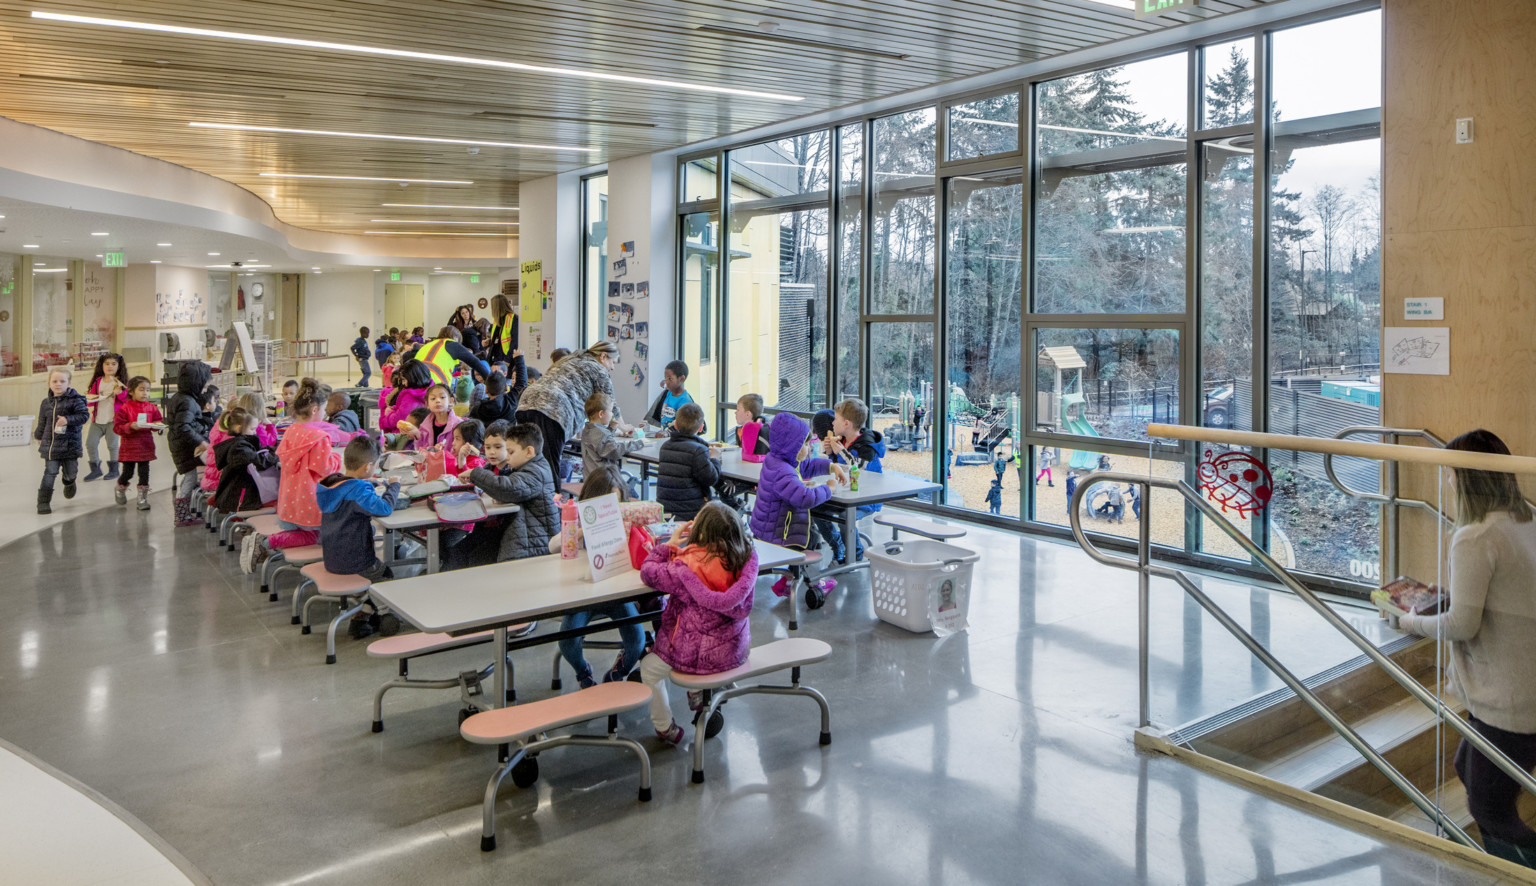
[1398,429,1536,867]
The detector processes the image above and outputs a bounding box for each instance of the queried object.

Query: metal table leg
[426,527,440,574]
[492,625,508,709]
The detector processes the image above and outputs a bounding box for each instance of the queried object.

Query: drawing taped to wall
[1383,327,1450,375]
[611,258,627,279]
[630,362,645,387]
[608,281,620,301]
[635,321,648,340]
[608,325,620,340]
[155,288,206,326]
[619,303,633,324]
[607,302,622,323]
[635,342,648,360]
[636,281,649,300]
[620,241,635,259]
[621,283,634,300]
[620,324,634,340]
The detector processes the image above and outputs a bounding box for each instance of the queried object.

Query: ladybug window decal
[1198,448,1273,517]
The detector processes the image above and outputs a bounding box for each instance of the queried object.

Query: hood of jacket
[315,474,372,512]
[810,409,835,440]
[767,412,812,462]
[176,361,211,400]
[853,427,886,459]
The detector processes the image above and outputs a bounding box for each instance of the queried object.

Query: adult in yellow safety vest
[487,294,519,365]
[407,327,492,386]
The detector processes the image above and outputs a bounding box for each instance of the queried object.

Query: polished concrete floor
[0,490,1512,886]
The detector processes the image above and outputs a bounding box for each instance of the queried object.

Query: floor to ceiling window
[673,7,1384,591]
[0,253,19,378]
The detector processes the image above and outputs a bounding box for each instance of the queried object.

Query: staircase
[1164,637,1536,843]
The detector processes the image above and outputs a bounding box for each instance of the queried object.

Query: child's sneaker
[239,533,258,574]
[251,537,272,570]
[348,612,375,640]
[655,721,685,746]
[771,576,791,598]
[687,690,706,712]
[812,578,836,593]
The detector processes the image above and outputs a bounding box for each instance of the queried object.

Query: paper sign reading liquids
[581,492,632,582]
[1404,298,1444,320]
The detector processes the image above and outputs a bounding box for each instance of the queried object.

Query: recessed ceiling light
[150,260,162,264]
[372,269,382,272]
[22,244,38,248]
[433,267,443,271]
[362,231,512,236]
[208,252,220,256]
[260,173,473,184]
[369,219,518,226]
[34,268,67,273]
[35,262,47,267]
[190,122,593,153]
[95,254,103,258]
[381,203,518,211]
[33,11,804,102]
[91,231,109,236]
[157,242,172,246]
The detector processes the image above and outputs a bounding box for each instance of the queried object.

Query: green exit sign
[1136,0,1196,18]
[390,271,401,282]
[470,275,480,284]
[103,252,126,267]
[2,281,12,294]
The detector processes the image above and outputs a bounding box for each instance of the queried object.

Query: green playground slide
[1062,392,1103,470]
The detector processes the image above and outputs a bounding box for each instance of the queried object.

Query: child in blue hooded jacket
[747,412,847,598]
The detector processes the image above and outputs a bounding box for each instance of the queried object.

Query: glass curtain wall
[0,253,18,378]
[32,257,71,373]
[674,9,1384,590]
[581,174,610,348]
[680,210,721,426]
[725,132,831,418]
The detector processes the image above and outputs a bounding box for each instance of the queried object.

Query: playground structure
[1037,345,1105,471]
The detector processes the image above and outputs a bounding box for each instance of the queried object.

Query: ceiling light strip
[32,11,804,102]
[369,219,517,226]
[380,204,518,211]
[260,173,472,184]
[361,231,512,236]
[190,122,592,153]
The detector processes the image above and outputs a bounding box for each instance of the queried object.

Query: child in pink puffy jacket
[635,501,760,746]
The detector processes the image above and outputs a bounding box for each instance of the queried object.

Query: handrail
[1147,423,1536,475]
[1322,426,1448,510]
[1069,470,1536,849]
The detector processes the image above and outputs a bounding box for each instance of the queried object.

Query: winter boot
[173,497,200,526]
[103,462,120,481]
[37,488,53,515]
[83,462,103,481]
[137,486,151,511]
[63,478,77,500]
[114,484,128,506]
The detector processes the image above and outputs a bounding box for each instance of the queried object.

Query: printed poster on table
[581,492,632,582]
[519,260,543,323]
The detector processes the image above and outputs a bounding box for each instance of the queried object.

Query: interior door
[385,284,424,332]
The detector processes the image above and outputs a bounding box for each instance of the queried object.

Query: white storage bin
[0,414,35,448]
[868,539,979,634]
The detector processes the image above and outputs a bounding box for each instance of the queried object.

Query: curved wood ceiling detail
[0,0,1262,237]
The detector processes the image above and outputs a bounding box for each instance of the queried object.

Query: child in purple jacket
[637,502,760,746]
[747,412,847,598]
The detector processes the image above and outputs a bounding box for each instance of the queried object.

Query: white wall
[302,271,379,350]
[601,153,677,422]
[421,270,517,337]
[123,264,209,366]
[517,174,579,376]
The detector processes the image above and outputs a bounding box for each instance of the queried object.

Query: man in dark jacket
[655,403,734,521]
[466,423,559,561]
[33,369,90,514]
[166,361,219,525]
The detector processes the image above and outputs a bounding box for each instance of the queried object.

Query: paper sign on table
[581,492,632,582]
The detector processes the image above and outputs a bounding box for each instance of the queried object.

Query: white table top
[625,440,940,506]
[370,540,804,635]
[374,495,520,531]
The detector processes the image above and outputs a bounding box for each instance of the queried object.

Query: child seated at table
[581,392,643,496]
[470,355,526,427]
[212,406,277,513]
[551,468,662,688]
[636,500,761,745]
[749,412,846,598]
[413,383,460,450]
[656,403,734,521]
[462,422,559,562]
[325,391,361,433]
[317,436,402,638]
[733,393,770,461]
[443,417,486,476]
[394,407,430,449]
[815,397,886,564]
[279,379,299,417]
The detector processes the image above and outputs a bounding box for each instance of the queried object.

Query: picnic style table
[369,540,806,711]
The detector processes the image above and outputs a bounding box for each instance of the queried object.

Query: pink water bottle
[558,496,580,559]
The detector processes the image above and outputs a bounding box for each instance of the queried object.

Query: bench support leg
[325,595,369,664]
[690,682,832,784]
[292,579,315,625]
[479,733,652,852]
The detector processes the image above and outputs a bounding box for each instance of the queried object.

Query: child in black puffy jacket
[166,361,220,526]
[34,366,90,515]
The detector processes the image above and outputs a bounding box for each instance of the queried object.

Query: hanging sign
[1135,0,1197,18]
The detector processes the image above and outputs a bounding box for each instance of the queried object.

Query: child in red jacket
[112,376,165,510]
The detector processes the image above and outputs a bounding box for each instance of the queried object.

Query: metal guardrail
[1068,470,1536,851]
[1323,426,1452,580]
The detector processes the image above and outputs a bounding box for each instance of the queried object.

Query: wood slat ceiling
[0,0,1270,239]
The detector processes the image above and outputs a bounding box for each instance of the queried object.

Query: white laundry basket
[868,539,979,634]
[0,414,34,447]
